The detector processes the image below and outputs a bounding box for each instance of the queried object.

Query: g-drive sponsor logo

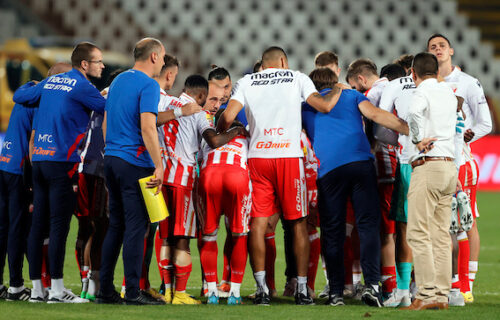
[256,127,291,149]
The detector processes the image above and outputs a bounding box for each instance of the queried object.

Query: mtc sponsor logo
[38,134,53,143]
[0,156,11,163]
[264,128,284,136]
[2,140,12,150]
[255,141,291,149]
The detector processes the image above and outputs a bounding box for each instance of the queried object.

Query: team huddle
[0,32,491,309]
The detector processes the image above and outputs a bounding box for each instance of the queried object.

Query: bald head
[133,37,164,62]
[48,62,72,77]
[261,46,288,69]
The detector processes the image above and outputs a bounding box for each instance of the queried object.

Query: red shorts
[75,173,107,218]
[198,165,251,235]
[248,157,307,220]
[375,146,397,183]
[378,183,396,234]
[459,160,479,218]
[158,185,197,238]
[305,168,319,226]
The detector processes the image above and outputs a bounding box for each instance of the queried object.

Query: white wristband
[174,107,183,119]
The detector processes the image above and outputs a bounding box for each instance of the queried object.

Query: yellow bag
[138,176,169,223]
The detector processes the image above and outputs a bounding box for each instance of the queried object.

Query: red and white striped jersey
[300,131,318,177]
[201,135,249,170]
[160,92,212,189]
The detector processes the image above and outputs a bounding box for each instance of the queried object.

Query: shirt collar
[180,92,196,103]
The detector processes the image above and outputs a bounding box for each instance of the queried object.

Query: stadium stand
[4,0,500,102]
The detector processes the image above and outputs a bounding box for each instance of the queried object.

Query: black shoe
[159,283,165,295]
[0,286,7,299]
[295,292,314,305]
[253,292,271,306]
[124,290,165,305]
[361,285,383,308]
[326,294,345,306]
[96,290,124,305]
[6,288,31,301]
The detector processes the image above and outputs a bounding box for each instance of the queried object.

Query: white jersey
[161,92,212,188]
[201,135,249,170]
[231,68,317,159]
[365,77,388,107]
[445,67,492,164]
[379,76,417,164]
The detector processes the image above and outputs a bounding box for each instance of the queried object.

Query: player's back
[231,68,317,159]
[201,135,248,170]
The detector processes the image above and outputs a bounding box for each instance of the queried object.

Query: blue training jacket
[13,68,106,163]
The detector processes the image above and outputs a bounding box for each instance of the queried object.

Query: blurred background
[1,0,499,190]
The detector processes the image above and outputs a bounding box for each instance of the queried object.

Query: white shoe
[47,288,89,303]
[383,289,411,307]
[450,197,459,234]
[457,191,473,232]
[29,287,48,303]
[318,284,329,299]
[448,289,465,307]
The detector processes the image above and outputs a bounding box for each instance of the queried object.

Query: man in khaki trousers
[403,52,458,310]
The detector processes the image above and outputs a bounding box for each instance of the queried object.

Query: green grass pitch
[1,192,499,319]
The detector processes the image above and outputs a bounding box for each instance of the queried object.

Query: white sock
[32,279,43,297]
[51,278,64,294]
[121,285,126,293]
[397,288,409,298]
[7,285,25,294]
[254,271,269,294]
[207,282,218,296]
[229,283,241,298]
[0,284,4,290]
[469,261,478,291]
[88,270,99,296]
[297,276,308,295]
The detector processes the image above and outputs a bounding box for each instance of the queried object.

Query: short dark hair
[71,42,101,68]
[106,68,125,87]
[393,54,414,71]
[253,60,262,73]
[380,64,406,81]
[133,38,163,61]
[427,33,451,49]
[412,52,439,78]
[262,46,287,62]
[184,74,208,91]
[314,51,339,67]
[309,68,338,91]
[160,54,180,74]
[346,58,377,82]
[208,65,230,81]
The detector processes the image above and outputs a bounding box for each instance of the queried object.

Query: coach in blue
[13,42,106,303]
[302,68,409,307]
[96,38,165,306]
[0,95,36,301]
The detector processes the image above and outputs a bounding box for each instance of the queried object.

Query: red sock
[174,264,192,292]
[264,232,276,291]
[159,259,172,287]
[307,230,321,290]
[458,233,470,293]
[41,242,51,288]
[343,236,353,285]
[222,234,233,283]
[154,230,163,277]
[200,240,218,283]
[230,235,248,284]
[122,277,126,287]
[381,266,397,294]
